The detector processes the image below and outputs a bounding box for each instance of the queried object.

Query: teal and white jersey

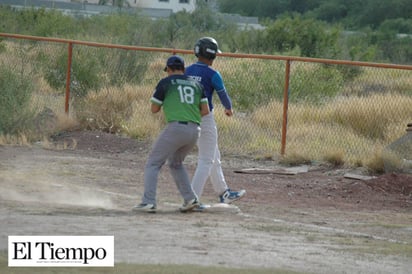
[151,75,208,124]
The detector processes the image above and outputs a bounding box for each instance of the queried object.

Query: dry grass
[323,94,412,140]
[276,93,411,167]
[0,134,31,146]
[343,67,412,96]
[364,149,386,174]
[279,151,312,166]
[323,149,345,167]
[3,84,410,172]
[206,91,410,171]
[121,84,165,140]
[2,49,411,172]
[250,100,283,129]
[55,112,79,132]
[76,85,144,134]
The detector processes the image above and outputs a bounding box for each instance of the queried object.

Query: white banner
[8,236,114,267]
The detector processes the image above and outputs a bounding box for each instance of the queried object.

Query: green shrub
[289,63,344,104]
[10,7,78,37]
[97,48,151,87]
[43,45,151,98]
[222,59,284,111]
[334,65,362,82]
[44,47,101,97]
[265,15,341,58]
[0,66,33,134]
[224,60,345,111]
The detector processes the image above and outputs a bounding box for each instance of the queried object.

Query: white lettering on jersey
[188,75,202,83]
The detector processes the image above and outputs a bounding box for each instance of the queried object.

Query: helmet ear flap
[194,44,201,57]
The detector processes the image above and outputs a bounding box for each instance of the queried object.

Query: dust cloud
[0,167,114,209]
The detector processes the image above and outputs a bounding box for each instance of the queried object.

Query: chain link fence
[1,34,411,170]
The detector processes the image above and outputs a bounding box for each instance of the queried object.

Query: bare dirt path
[1,131,411,273]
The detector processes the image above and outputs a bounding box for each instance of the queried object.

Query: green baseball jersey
[151,75,208,124]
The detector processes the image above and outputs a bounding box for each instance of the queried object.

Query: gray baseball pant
[141,121,200,205]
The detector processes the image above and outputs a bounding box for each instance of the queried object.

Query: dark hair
[168,65,184,71]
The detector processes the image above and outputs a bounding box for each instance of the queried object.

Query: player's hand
[224,109,233,117]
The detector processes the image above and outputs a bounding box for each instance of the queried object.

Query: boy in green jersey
[134,55,209,213]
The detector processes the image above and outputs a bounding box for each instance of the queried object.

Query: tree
[379,18,412,34]
[190,0,225,32]
[289,0,320,13]
[265,14,340,58]
[312,1,348,23]
[217,0,257,16]
[217,0,323,19]
[359,0,412,28]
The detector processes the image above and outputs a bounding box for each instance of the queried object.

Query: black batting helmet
[194,37,221,60]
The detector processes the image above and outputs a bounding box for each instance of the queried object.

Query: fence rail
[1,32,411,168]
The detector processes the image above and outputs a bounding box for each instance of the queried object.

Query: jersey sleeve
[150,79,166,105]
[199,84,209,105]
[211,71,232,110]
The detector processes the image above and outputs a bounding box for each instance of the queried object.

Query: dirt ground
[1,130,411,273]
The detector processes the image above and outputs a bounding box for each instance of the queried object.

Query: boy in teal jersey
[134,55,209,213]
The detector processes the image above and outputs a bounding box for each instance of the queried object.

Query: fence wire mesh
[1,36,411,169]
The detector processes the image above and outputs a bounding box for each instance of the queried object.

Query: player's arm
[151,103,161,113]
[224,109,233,116]
[211,72,233,116]
[200,101,210,116]
[150,82,165,114]
[198,84,210,117]
[150,97,162,113]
